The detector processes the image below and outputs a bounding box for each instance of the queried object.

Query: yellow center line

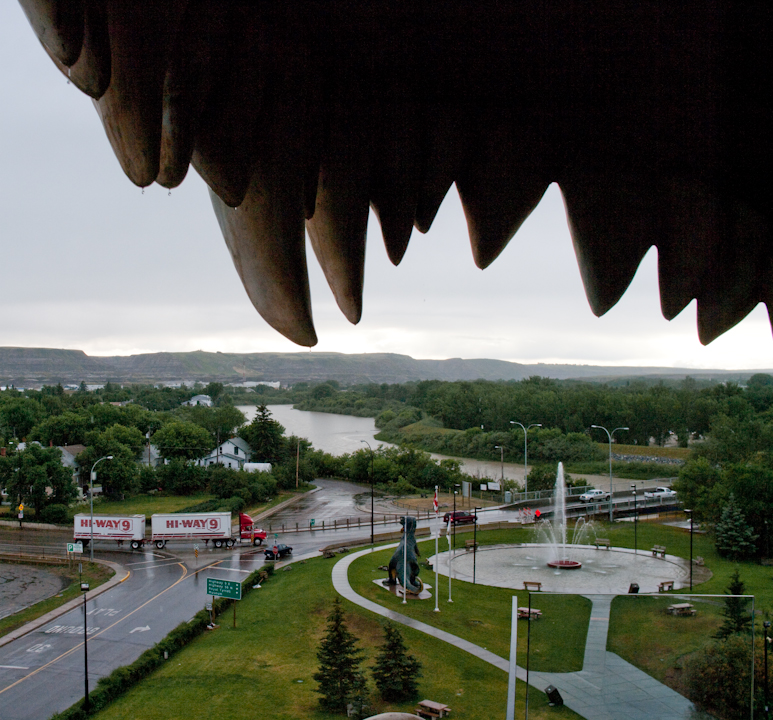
[0,561,194,696]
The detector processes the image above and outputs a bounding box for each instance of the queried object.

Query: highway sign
[67,542,83,554]
[206,577,241,600]
[310,518,315,527]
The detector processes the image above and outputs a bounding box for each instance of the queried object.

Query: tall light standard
[764,620,771,719]
[590,425,628,522]
[685,509,694,590]
[453,483,460,550]
[494,445,504,482]
[360,441,375,544]
[473,506,481,584]
[89,455,113,561]
[510,422,542,496]
[631,483,638,555]
[81,581,90,712]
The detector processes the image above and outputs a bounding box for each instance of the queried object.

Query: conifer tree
[715,494,758,560]
[714,569,752,639]
[372,621,422,702]
[313,598,367,714]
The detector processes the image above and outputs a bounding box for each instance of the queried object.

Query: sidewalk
[332,547,697,720]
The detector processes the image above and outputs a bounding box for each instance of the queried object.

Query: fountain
[535,462,593,569]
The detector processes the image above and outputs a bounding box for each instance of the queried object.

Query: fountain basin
[547,559,582,569]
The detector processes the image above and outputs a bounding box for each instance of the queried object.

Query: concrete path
[333,547,698,720]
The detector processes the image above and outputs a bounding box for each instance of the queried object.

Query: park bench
[658,580,674,592]
[465,539,478,552]
[523,581,542,592]
[693,556,704,566]
[651,545,667,558]
[594,538,611,550]
[416,699,452,718]
[518,607,543,620]
[667,603,696,616]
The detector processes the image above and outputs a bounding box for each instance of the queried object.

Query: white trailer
[150,512,233,549]
[74,514,146,550]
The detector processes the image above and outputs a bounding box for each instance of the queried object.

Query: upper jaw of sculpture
[18,1,772,347]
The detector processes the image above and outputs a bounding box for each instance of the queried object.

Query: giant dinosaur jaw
[18,0,773,348]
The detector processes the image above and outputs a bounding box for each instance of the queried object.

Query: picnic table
[518,607,542,620]
[658,580,674,592]
[594,538,611,549]
[651,544,667,558]
[465,539,478,551]
[667,603,696,616]
[416,699,452,718]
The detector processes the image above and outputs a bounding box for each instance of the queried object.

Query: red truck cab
[239,513,267,546]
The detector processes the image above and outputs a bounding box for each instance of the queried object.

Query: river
[237,404,526,484]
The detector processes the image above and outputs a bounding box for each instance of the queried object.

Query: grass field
[82,494,215,517]
[0,560,114,639]
[90,557,580,720]
[348,540,591,672]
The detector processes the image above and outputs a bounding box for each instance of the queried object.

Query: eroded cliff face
[16,2,773,346]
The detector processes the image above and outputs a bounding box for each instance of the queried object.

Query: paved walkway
[333,547,699,720]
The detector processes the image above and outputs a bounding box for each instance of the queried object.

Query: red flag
[433,487,438,514]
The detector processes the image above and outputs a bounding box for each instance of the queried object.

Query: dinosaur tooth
[156,1,225,189]
[414,110,470,234]
[209,166,316,347]
[696,200,770,344]
[19,0,84,67]
[306,100,370,325]
[42,0,110,99]
[657,181,725,321]
[560,172,655,316]
[456,120,549,270]
[94,0,187,188]
[370,99,421,266]
[191,8,260,207]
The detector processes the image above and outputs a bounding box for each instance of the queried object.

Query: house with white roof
[198,437,252,469]
[182,394,213,407]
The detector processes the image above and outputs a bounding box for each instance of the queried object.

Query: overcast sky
[1,4,771,371]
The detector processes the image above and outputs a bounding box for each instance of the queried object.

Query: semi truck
[150,511,267,549]
[74,514,146,550]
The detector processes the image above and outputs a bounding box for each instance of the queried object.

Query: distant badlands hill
[0,347,767,387]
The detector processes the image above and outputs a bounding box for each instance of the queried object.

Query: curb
[0,558,130,649]
[250,486,322,524]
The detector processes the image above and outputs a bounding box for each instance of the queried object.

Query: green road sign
[67,542,83,554]
[206,577,241,600]
[310,519,315,527]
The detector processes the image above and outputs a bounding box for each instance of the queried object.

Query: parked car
[442,511,477,525]
[264,543,293,560]
[578,489,611,503]
[644,486,677,499]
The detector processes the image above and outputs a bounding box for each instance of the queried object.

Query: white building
[182,394,213,407]
[198,437,252,469]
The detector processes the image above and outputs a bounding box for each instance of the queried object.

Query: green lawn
[74,494,216,518]
[91,558,581,720]
[0,560,114,639]
[348,538,591,672]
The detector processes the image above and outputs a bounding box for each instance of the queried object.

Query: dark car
[442,511,477,526]
[264,543,293,560]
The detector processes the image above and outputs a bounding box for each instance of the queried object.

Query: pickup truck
[644,486,677,499]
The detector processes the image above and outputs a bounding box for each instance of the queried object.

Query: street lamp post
[510,421,542,496]
[360,441,375,545]
[81,581,90,711]
[473,506,481,584]
[631,483,638,555]
[453,484,460,550]
[89,455,113,561]
[494,445,504,482]
[685,509,694,590]
[590,425,628,522]
[764,620,771,719]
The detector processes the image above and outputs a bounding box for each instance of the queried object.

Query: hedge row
[49,567,270,720]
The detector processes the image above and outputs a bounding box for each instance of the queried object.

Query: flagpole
[434,485,439,612]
